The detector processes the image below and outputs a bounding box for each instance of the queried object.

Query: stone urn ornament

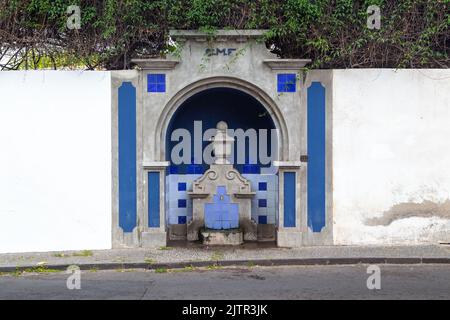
[187,121,257,244]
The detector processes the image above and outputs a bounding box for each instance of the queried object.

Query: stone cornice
[131,59,179,70]
[143,161,171,170]
[169,29,268,43]
[273,161,302,169]
[263,59,311,70]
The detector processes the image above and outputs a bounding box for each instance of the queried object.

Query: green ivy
[0,0,447,70]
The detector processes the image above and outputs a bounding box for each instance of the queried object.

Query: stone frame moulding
[141,161,170,247]
[263,59,311,71]
[131,59,179,71]
[274,161,303,247]
[155,76,290,164]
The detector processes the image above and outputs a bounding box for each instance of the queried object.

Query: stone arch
[155,76,289,162]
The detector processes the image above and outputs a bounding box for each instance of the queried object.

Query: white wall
[1,68,449,252]
[0,71,111,253]
[332,69,450,245]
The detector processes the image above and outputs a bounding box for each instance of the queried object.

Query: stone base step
[200,228,243,245]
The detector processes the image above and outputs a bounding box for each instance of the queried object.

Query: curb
[1,257,449,273]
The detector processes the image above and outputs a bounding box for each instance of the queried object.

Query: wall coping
[169,29,268,42]
[143,161,171,170]
[274,161,302,169]
[131,59,179,70]
[263,59,311,70]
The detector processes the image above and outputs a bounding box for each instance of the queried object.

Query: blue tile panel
[277,74,296,93]
[167,173,279,226]
[178,182,187,191]
[187,163,204,174]
[166,174,202,225]
[258,199,267,207]
[169,165,179,174]
[205,186,239,229]
[148,172,160,228]
[178,199,187,208]
[118,82,137,232]
[242,173,278,225]
[307,82,326,232]
[178,216,187,224]
[258,216,267,224]
[242,164,260,174]
[258,182,267,191]
[283,172,296,227]
[147,74,166,92]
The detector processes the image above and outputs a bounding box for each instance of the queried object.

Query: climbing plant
[0,0,448,70]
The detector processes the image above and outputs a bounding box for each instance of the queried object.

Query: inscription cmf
[205,48,237,56]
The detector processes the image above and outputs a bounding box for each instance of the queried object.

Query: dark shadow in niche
[165,87,277,174]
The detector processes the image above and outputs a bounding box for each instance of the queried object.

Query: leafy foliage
[0,0,448,70]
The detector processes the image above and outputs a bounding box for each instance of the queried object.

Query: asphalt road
[0,264,449,300]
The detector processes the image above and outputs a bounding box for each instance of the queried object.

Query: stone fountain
[188,121,256,245]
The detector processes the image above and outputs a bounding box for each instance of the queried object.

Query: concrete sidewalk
[1,244,449,272]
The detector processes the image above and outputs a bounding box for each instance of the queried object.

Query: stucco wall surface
[332,69,450,245]
[0,71,112,253]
